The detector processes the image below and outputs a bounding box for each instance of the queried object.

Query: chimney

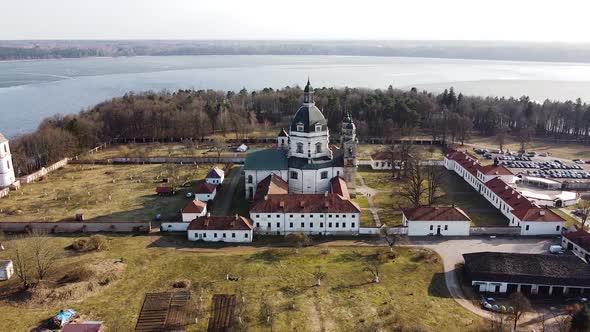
[540,210,546,216]
[279,201,285,208]
[204,219,209,227]
[504,186,509,190]
[264,195,268,201]
[300,201,305,207]
[324,201,329,208]
[207,212,211,217]
[325,191,329,197]
[517,195,521,199]
[235,214,239,220]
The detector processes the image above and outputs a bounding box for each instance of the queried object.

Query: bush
[70,235,110,252]
[62,266,94,283]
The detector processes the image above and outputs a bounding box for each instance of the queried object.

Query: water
[2,55,590,137]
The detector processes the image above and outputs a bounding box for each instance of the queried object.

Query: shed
[0,260,13,281]
[236,144,248,152]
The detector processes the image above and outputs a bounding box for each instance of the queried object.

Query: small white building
[236,144,248,152]
[0,133,16,188]
[187,214,253,243]
[161,199,208,232]
[402,206,471,236]
[195,181,217,202]
[562,228,590,261]
[0,260,14,281]
[369,151,402,170]
[205,168,225,185]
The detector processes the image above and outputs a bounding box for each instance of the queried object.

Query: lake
[2,55,590,137]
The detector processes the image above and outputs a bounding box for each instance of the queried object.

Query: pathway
[211,166,243,216]
[355,173,381,227]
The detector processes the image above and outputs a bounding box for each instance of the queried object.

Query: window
[336,222,339,228]
[315,124,322,132]
[289,214,293,218]
[429,225,433,231]
[276,222,280,227]
[296,142,304,154]
[245,233,249,238]
[267,222,271,228]
[320,214,323,218]
[444,225,448,231]
[351,214,356,218]
[329,222,332,227]
[276,214,280,218]
[256,215,260,218]
[320,222,324,227]
[301,214,304,218]
[223,233,226,238]
[329,214,332,218]
[214,233,218,238]
[290,171,298,180]
[267,214,271,218]
[351,222,355,228]
[290,222,293,228]
[335,215,339,218]
[297,124,304,132]
[342,222,346,228]
[310,222,314,228]
[256,223,260,228]
[321,171,328,179]
[203,233,207,238]
[232,233,236,238]
[525,225,530,231]
[316,142,322,153]
[556,225,561,231]
[300,222,304,227]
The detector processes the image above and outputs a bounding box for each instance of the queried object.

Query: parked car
[539,152,548,157]
[549,245,565,255]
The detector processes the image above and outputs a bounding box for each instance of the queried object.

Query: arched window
[296,143,304,154]
[247,175,253,184]
[315,124,322,132]
[315,142,322,153]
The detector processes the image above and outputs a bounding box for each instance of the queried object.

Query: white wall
[287,167,344,194]
[520,221,564,236]
[406,220,470,236]
[562,236,590,260]
[161,222,189,232]
[206,174,224,185]
[187,229,252,242]
[371,160,394,170]
[181,208,207,222]
[0,261,14,281]
[245,169,289,200]
[0,141,15,187]
[196,189,216,202]
[250,212,360,235]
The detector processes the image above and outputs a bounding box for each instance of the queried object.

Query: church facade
[244,80,357,200]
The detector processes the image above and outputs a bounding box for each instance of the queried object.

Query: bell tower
[341,112,357,185]
[303,79,314,104]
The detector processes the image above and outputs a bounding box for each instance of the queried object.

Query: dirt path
[355,173,381,227]
[211,166,242,216]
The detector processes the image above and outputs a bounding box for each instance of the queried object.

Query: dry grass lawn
[0,164,219,222]
[357,144,444,160]
[0,235,486,331]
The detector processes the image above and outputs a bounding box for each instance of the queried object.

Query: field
[356,144,444,160]
[355,166,507,227]
[0,235,486,331]
[467,135,590,161]
[0,164,220,222]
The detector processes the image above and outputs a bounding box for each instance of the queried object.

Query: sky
[2,0,590,42]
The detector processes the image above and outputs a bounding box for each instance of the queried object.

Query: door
[436,225,442,236]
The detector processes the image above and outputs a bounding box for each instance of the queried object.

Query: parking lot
[474,148,590,180]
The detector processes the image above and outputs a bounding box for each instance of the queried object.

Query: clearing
[0,235,486,331]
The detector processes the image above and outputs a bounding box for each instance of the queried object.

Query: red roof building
[250,193,360,214]
[187,215,253,231]
[330,176,350,199]
[254,174,289,201]
[512,207,565,222]
[195,180,217,194]
[563,228,590,257]
[181,200,207,214]
[479,165,514,176]
[402,206,472,222]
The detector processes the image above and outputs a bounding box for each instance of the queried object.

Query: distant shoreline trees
[9,85,590,176]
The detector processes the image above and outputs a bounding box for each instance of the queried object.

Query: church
[244,80,358,200]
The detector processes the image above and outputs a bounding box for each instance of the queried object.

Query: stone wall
[0,221,151,233]
[19,158,69,184]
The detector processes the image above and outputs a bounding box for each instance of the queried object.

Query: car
[539,152,548,157]
[549,245,565,254]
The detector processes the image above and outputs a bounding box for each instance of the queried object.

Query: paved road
[407,237,556,320]
[211,166,243,216]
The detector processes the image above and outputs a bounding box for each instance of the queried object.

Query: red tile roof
[182,200,207,214]
[402,206,472,222]
[479,165,514,176]
[512,207,565,222]
[446,150,483,175]
[250,193,361,214]
[195,180,217,194]
[564,228,590,252]
[254,174,289,201]
[330,176,350,199]
[485,177,533,211]
[206,168,224,179]
[187,215,253,231]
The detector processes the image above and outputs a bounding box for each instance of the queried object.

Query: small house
[205,168,225,185]
[402,206,471,236]
[236,144,248,152]
[161,199,208,232]
[0,260,13,281]
[562,228,590,261]
[195,181,217,202]
[370,151,409,170]
[187,214,253,243]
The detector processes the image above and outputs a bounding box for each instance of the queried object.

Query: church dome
[290,104,327,133]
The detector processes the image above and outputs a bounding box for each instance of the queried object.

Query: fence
[71,156,245,165]
[469,227,521,236]
[0,221,151,234]
[19,158,69,184]
[359,226,407,235]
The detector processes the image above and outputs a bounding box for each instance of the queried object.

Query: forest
[9,85,590,175]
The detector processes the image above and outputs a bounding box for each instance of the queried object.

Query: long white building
[445,150,565,235]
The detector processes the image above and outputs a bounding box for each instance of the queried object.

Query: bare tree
[489,310,510,332]
[426,165,444,206]
[578,199,590,229]
[399,161,426,208]
[312,266,327,287]
[517,126,534,153]
[496,126,509,152]
[30,230,59,280]
[10,236,33,289]
[509,291,532,330]
[212,137,225,163]
[379,225,396,253]
[363,250,388,284]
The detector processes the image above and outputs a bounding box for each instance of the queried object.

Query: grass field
[0,235,485,331]
[0,164,220,222]
[356,166,507,227]
[356,144,444,160]
[467,135,590,161]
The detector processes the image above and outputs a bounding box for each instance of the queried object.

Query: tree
[363,250,389,283]
[30,230,59,280]
[285,232,311,254]
[571,304,590,332]
[517,126,534,153]
[10,236,33,289]
[379,225,396,253]
[312,266,327,287]
[426,165,444,206]
[399,161,426,207]
[509,292,532,330]
[578,199,590,230]
[211,137,225,163]
[495,125,509,152]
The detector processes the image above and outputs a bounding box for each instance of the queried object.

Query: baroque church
[244,79,358,200]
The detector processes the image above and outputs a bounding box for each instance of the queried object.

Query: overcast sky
[2,0,589,42]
